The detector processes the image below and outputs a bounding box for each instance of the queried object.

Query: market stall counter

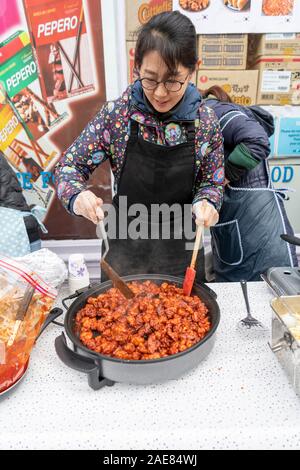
[1,281,300,450]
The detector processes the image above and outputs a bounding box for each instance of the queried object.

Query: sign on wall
[0,0,110,240]
[173,0,300,34]
[269,159,300,233]
[269,116,300,158]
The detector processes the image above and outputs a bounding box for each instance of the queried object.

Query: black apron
[210,160,294,282]
[102,119,205,282]
[210,110,294,282]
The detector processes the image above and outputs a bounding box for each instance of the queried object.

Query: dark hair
[200,85,232,103]
[134,11,197,75]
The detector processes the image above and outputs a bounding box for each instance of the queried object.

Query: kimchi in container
[0,256,57,394]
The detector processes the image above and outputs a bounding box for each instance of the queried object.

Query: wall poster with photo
[0,0,110,240]
[173,0,300,34]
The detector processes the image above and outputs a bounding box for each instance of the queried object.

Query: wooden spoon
[98,220,134,300]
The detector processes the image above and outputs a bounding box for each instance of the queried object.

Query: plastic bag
[17,248,67,289]
[0,256,57,393]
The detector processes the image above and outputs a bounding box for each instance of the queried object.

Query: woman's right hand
[73,190,104,224]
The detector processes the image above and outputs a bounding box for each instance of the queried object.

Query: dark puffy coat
[0,151,40,243]
[205,99,272,188]
[206,100,298,270]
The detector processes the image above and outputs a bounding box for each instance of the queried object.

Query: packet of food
[0,341,5,365]
[0,255,57,393]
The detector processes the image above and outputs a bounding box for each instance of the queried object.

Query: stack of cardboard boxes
[248,33,300,106]
[125,4,300,109]
[196,34,258,106]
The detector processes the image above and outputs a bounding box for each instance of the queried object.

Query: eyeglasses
[138,74,190,92]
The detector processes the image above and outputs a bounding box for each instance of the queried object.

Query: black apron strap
[129,119,139,143]
[186,122,195,142]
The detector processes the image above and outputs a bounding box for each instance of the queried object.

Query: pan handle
[55,332,97,373]
[55,333,115,390]
[280,234,300,246]
[37,307,63,340]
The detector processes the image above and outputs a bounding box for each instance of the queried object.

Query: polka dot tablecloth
[1,282,300,450]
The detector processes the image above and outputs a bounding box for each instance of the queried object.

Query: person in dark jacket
[54,12,224,282]
[0,151,41,255]
[201,86,298,282]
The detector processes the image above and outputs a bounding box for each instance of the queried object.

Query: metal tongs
[98,220,134,299]
[7,285,35,347]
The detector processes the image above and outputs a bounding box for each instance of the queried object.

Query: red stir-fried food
[262,0,294,16]
[75,281,211,360]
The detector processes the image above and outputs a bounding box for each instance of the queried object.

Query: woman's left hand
[192,200,219,228]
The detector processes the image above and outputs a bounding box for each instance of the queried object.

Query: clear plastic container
[0,256,57,393]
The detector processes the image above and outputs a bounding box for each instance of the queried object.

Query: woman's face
[138,51,193,113]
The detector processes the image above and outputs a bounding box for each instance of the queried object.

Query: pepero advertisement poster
[23,0,95,102]
[0,0,110,240]
[173,0,300,34]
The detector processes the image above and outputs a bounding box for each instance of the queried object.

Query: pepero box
[0,30,67,136]
[23,0,95,103]
[0,81,58,179]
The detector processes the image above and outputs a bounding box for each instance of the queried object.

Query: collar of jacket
[129,80,203,125]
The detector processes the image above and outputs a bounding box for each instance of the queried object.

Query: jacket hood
[131,80,203,122]
[247,105,275,137]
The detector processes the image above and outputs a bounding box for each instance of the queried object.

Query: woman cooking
[54,11,224,282]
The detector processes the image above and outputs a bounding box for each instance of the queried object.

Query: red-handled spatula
[183,223,204,296]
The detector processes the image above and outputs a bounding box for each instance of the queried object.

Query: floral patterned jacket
[54,82,224,212]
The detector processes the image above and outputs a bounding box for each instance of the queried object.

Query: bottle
[68,253,90,294]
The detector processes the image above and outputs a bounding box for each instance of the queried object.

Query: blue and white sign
[277,118,300,157]
[269,161,300,232]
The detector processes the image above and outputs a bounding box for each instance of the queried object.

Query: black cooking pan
[55,274,220,389]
